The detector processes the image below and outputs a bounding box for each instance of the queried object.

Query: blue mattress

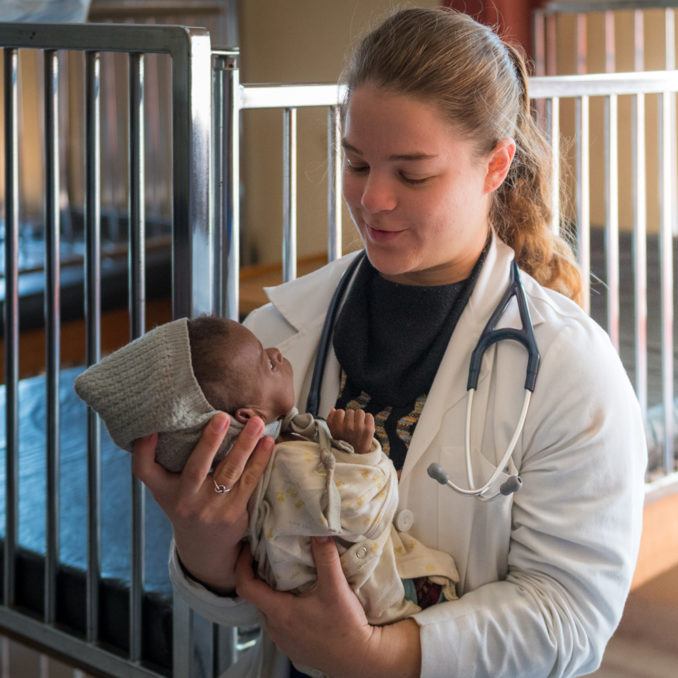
[0,367,173,672]
[0,366,172,594]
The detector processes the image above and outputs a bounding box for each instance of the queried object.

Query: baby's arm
[326,407,375,455]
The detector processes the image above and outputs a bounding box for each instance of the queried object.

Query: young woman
[133,8,646,677]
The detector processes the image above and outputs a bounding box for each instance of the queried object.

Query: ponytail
[493,44,583,306]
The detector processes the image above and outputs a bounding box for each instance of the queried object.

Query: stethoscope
[305,250,540,500]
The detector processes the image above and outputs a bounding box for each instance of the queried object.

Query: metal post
[575,95,590,312]
[44,48,61,626]
[213,50,240,320]
[327,105,342,262]
[128,51,146,663]
[170,30,213,318]
[659,91,675,473]
[604,94,620,351]
[546,12,557,75]
[546,97,560,235]
[533,10,546,77]
[282,107,298,281]
[85,50,102,644]
[3,46,19,611]
[632,90,648,423]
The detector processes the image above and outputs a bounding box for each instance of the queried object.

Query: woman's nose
[360,174,397,214]
[268,347,283,364]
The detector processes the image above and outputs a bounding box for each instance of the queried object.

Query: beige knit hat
[74,318,281,473]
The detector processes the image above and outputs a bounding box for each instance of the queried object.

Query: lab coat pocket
[440,445,514,503]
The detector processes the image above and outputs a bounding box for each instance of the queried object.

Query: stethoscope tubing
[306,250,540,499]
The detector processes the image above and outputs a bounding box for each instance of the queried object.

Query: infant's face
[226,323,296,422]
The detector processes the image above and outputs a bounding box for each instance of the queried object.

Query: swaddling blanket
[249,413,459,628]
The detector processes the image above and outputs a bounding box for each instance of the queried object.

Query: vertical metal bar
[532,10,546,77]
[214,52,240,321]
[546,12,557,75]
[3,47,19,610]
[44,48,61,626]
[632,11,648,417]
[215,627,239,674]
[282,107,297,282]
[575,95,591,313]
[659,92,675,474]
[225,56,240,321]
[327,106,342,262]
[634,10,644,72]
[171,31,213,319]
[605,94,620,351]
[666,8,678,236]
[604,11,615,73]
[128,51,145,663]
[665,8,676,71]
[632,92,648,423]
[84,50,102,644]
[546,97,560,235]
[576,13,587,75]
[212,55,225,316]
[172,595,192,677]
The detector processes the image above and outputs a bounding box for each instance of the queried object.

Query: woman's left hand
[234,537,421,677]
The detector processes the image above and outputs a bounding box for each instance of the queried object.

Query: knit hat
[74,318,281,473]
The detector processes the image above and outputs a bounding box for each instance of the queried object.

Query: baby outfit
[250,411,459,628]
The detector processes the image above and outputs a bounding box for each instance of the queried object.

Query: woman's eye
[400,173,430,186]
[346,161,368,174]
[269,358,275,370]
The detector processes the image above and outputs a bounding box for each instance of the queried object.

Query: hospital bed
[1,14,678,678]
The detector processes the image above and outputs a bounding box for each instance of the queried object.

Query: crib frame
[1,21,677,678]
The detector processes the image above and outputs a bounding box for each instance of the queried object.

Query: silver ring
[213,479,233,495]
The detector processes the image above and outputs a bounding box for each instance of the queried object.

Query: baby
[75,316,458,630]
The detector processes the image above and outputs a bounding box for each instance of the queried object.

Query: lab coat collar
[265,251,362,334]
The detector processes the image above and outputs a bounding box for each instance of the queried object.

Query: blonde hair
[342,8,582,305]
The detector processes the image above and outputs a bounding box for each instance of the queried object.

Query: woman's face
[342,84,514,285]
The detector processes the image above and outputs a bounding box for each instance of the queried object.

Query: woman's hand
[132,413,274,593]
[235,537,421,677]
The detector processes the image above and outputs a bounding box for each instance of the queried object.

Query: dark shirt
[333,249,486,470]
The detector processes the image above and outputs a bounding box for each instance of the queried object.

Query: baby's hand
[326,407,375,455]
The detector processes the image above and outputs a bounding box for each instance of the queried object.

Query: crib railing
[1,22,677,678]
[0,21,213,677]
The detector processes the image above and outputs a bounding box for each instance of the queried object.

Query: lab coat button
[395,509,414,532]
[356,545,369,559]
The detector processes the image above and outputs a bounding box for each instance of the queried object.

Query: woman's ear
[483,138,516,194]
[234,407,268,424]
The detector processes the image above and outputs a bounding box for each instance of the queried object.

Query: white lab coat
[169,234,647,678]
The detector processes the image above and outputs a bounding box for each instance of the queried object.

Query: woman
[133,8,646,677]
